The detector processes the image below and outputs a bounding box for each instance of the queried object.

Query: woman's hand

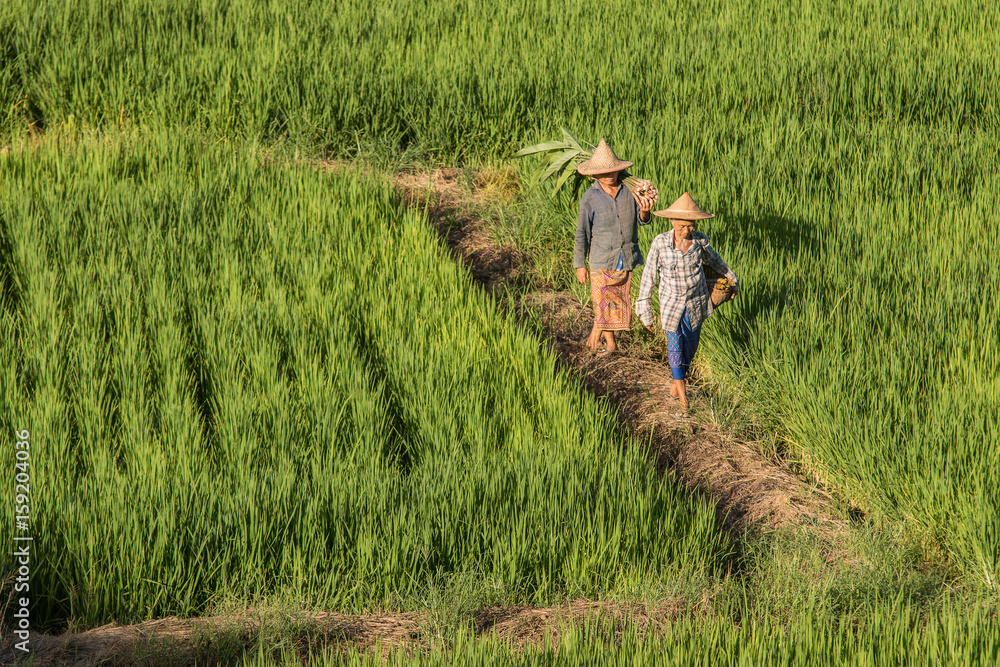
[644,323,657,334]
[633,179,658,219]
[576,267,589,285]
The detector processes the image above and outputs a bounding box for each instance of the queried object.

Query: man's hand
[576,267,589,285]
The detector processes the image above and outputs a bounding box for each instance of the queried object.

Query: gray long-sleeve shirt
[573,181,651,270]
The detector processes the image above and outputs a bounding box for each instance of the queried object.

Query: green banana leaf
[516,128,658,200]
[513,140,574,157]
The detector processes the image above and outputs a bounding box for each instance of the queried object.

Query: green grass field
[271,603,1000,667]
[0,132,726,626]
[2,0,1000,661]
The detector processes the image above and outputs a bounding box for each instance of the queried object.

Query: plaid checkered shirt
[635,230,738,333]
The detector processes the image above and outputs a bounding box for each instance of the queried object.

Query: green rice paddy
[0,132,726,625]
[2,0,999,662]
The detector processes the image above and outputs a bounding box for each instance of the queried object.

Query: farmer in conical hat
[574,139,657,356]
[635,193,739,412]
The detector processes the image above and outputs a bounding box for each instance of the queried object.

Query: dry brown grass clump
[473,166,520,202]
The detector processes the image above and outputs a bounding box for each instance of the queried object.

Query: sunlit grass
[0,131,727,626]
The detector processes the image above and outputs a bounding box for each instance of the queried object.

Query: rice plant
[251,597,1000,666]
[1,0,999,622]
[0,132,727,626]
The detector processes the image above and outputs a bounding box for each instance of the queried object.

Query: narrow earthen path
[3,164,852,666]
[3,600,698,665]
[395,167,850,537]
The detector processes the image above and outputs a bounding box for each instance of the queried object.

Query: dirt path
[395,167,849,537]
[3,164,852,666]
[3,600,695,665]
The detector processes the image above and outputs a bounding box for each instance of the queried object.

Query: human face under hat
[591,170,623,196]
[670,218,697,245]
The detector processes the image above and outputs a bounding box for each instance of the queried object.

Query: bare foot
[673,379,689,409]
[585,325,602,350]
[602,331,616,354]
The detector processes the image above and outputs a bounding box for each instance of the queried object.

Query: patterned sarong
[590,270,631,331]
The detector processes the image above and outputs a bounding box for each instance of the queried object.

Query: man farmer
[573,139,657,355]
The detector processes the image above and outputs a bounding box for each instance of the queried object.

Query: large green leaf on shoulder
[553,162,583,198]
[537,148,582,184]
[513,140,575,157]
[560,128,586,152]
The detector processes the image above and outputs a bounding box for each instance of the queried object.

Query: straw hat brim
[577,158,633,176]
[652,209,715,220]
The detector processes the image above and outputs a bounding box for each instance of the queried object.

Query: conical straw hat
[653,192,715,220]
[576,139,633,175]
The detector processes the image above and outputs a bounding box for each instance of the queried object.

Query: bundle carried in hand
[515,128,659,202]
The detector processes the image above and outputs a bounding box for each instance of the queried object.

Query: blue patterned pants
[665,309,701,381]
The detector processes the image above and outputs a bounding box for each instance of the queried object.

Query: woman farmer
[635,193,738,411]
[574,139,657,355]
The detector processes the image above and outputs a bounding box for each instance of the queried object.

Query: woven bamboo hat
[653,192,715,220]
[576,139,633,175]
